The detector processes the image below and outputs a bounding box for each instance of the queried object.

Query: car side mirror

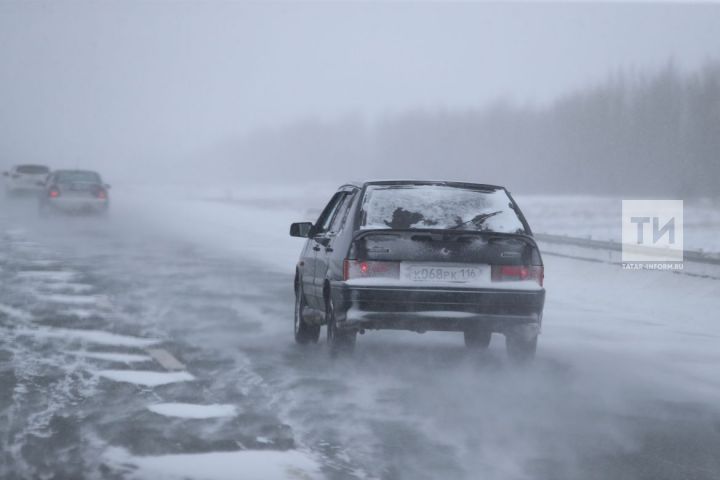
[290,222,313,238]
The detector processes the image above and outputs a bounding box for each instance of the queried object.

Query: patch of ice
[26,259,61,267]
[39,283,94,293]
[97,370,195,387]
[147,403,238,419]
[103,447,321,480]
[16,327,161,348]
[4,228,27,237]
[0,303,32,320]
[35,294,100,305]
[17,271,79,282]
[58,308,98,319]
[70,351,152,363]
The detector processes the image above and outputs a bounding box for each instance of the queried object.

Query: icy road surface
[1,190,719,480]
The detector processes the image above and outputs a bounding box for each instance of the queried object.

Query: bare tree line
[230,60,720,197]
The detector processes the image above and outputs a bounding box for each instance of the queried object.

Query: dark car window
[360,184,526,234]
[16,165,49,175]
[328,192,354,234]
[55,171,102,184]
[315,192,346,234]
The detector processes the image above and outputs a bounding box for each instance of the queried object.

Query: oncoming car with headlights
[290,180,545,361]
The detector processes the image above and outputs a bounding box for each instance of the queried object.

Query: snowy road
[1,189,719,480]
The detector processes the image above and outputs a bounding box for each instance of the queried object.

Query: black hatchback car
[38,169,110,216]
[290,180,545,361]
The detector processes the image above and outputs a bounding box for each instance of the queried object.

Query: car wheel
[464,327,492,349]
[294,284,320,344]
[505,333,537,363]
[326,297,356,355]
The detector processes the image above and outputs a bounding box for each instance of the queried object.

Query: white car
[3,164,50,196]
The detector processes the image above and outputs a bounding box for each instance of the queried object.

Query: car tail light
[96,189,107,199]
[492,265,544,286]
[343,260,400,281]
[49,188,60,198]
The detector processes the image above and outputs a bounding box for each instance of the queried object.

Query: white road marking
[102,447,321,480]
[69,351,152,364]
[146,348,186,371]
[147,403,238,419]
[97,370,195,387]
[16,327,161,348]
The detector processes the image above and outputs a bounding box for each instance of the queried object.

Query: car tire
[464,327,492,349]
[294,284,320,344]
[505,333,537,363]
[326,296,356,356]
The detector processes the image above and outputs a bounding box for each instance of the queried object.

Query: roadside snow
[113,184,336,274]
[147,403,238,419]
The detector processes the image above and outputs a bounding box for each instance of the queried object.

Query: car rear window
[360,184,526,234]
[55,171,101,183]
[16,165,49,175]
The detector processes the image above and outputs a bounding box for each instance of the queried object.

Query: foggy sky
[1,1,719,181]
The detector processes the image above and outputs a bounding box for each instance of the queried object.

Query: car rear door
[306,191,346,308]
[313,190,355,298]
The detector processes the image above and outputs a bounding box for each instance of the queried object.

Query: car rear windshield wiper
[448,210,502,230]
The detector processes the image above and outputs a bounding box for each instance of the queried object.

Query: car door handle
[313,245,321,251]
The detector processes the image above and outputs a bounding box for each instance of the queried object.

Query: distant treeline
[230,61,720,196]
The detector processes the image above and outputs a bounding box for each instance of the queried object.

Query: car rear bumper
[330,282,545,333]
[46,198,108,213]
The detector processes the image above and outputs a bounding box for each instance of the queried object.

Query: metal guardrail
[534,233,720,266]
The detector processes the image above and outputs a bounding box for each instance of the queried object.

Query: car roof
[340,180,505,191]
[53,169,100,175]
[13,164,49,169]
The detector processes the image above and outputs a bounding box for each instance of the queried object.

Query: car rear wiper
[448,210,502,230]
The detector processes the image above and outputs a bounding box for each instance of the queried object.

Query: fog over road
[1,191,719,480]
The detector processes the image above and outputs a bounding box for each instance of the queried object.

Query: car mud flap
[301,306,324,325]
[507,321,541,340]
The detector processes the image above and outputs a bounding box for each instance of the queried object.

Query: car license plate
[400,263,489,284]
